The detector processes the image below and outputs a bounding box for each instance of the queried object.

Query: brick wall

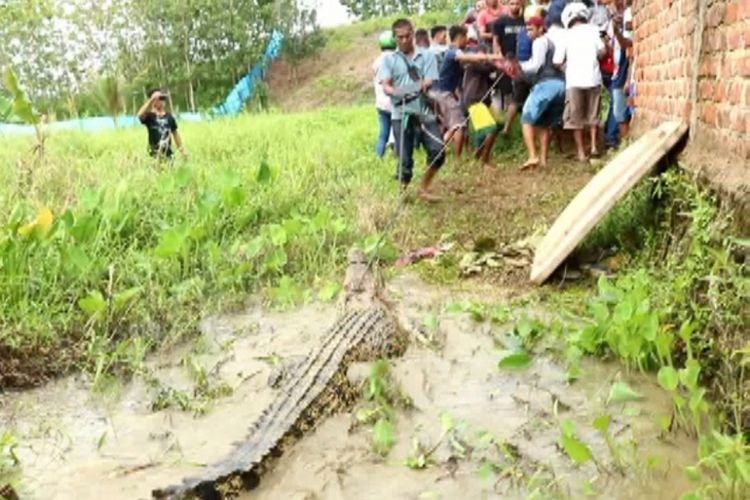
[632,0,750,160]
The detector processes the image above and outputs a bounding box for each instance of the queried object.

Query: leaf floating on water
[498,351,532,370]
[372,418,395,455]
[560,434,592,464]
[592,414,612,433]
[607,381,644,404]
[580,479,598,496]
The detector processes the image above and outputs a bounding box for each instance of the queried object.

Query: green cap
[378,30,396,50]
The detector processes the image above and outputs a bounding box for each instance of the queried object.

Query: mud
[1,274,695,499]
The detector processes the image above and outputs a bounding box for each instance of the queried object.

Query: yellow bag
[468,103,497,137]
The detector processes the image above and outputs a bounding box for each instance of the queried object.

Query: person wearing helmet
[374,31,397,158]
[554,2,606,162]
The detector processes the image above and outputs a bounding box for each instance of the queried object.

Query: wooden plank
[530,121,688,285]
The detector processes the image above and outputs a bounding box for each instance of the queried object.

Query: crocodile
[153,248,406,499]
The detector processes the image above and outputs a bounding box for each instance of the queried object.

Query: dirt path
[0,274,694,499]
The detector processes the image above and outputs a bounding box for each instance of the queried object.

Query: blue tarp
[212,30,284,116]
[0,30,284,136]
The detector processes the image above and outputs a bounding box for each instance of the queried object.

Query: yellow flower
[18,207,54,237]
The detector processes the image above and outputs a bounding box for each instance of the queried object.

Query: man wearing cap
[554,2,606,162]
[517,16,566,169]
[378,18,445,202]
[373,31,397,158]
[137,88,187,160]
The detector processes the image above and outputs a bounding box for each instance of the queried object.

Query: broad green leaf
[684,465,701,482]
[245,236,265,258]
[271,275,301,305]
[607,381,644,404]
[656,415,672,432]
[444,300,470,314]
[61,245,91,274]
[657,366,679,391]
[257,159,272,183]
[262,248,288,272]
[372,418,395,455]
[477,462,494,480]
[422,313,438,331]
[560,434,592,464]
[4,68,38,125]
[559,419,576,437]
[155,228,188,258]
[498,351,532,370]
[592,414,611,433]
[580,479,597,496]
[440,411,455,432]
[268,224,287,247]
[679,359,701,390]
[79,290,106,316]
[318,282,341,302]
[612,300,633,324]
[113,287,142,310]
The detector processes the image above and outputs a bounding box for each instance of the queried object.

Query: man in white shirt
[554,2,607,162]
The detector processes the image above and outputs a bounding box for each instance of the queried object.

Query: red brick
[745,82,750,104]
[715,81,727,101]
[742,0,750,19]
[702,103,718,125]
[706,4,726,28]
[730,111,747,133]
[726,2,739,23]
[727,26,743,50]
[729,81,743,104]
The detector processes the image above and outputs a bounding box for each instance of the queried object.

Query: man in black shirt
[137,88,187,160]
[491,0,526,134]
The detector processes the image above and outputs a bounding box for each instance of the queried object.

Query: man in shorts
[379,18,446,202]
[554,2,606,161]
[433,25,502,157]
[461,36,501,169]
[518,16,566,169]
[491,0,526,134]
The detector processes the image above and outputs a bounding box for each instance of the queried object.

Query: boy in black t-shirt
[137,88,187,160]
[491,0,526,134]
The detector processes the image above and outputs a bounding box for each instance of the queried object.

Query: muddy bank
[1,274,694,499]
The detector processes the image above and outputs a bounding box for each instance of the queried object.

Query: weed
[356,360,409,456]
[558,170,748,496]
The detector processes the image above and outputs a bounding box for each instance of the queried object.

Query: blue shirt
[436,46,464,93]
[377,48,439,119]
[517,28,533,62]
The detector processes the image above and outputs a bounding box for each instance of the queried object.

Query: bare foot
[418,190,442,203]
[520,158,540,171]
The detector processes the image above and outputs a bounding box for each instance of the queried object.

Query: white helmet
[561,2,589,29]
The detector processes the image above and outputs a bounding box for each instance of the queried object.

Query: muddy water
[1,274,695,500]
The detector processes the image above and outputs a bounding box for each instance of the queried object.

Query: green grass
[0,106,398,384]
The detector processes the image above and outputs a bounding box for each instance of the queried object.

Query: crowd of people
[373,0,634,202]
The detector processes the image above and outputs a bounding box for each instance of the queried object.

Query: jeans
[612,87,630,124]
[376,108,392,158]
[391,115,445,184]
[604,79,619,146]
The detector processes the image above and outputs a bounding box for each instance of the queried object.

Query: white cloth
[521,35,551,75]
[553,23,604,89]
[372,52,392,112]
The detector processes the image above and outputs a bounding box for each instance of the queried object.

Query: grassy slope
[268,12,458,111]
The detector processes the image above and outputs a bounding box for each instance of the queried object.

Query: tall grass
[0,106,396,383]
